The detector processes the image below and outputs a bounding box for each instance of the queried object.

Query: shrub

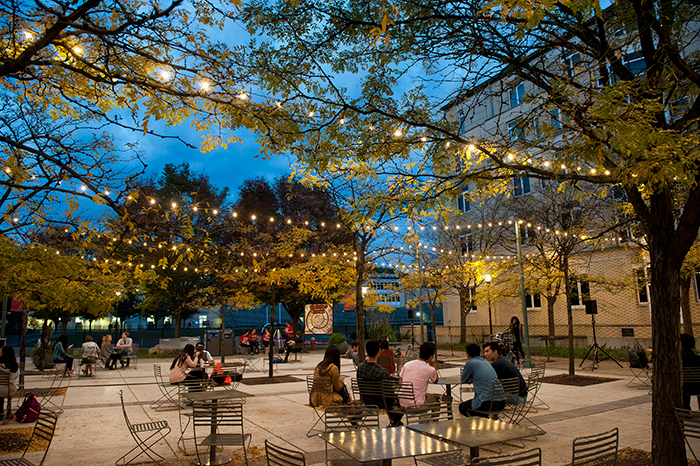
[327,333,346,346]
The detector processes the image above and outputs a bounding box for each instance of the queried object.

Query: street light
[484,274,493,335]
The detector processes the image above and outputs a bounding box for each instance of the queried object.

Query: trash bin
[207,330,233,356]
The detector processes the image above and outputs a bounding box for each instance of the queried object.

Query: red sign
[10,297,24,311]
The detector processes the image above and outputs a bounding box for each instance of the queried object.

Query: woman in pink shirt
[169,344,197,384]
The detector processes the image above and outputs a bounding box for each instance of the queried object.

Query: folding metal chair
[0,409,58,466]
[352,378,386,409]
[192,402,251,466]
[34,370,66,414]
[675,408,700,463]
[683,367,700,409]
[405,401,469,466]
[472,378,521,419]
[381,379,423,413]
[528,363,549,411]
[176,378,210,454]
[571,427,618,466]
[471,447,542,465]
[506,371,546,436]
[116,390,171,466]
[265,439,307,466]
[149,365,179,410]
[627,349,652,388]
[306,375,334,437]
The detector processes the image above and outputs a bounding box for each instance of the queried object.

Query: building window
[625,51,647,77]
[460,230,474,255]
[695,270,700,301]
[508,119,524,141]
[525,293,542,309]
[564,53,584,77]
[636,268,651,304]
[510,83,526,107]
[569,276,590,307]
[513,177,531,197]
[457,186,470,213]
[520,223,537,243]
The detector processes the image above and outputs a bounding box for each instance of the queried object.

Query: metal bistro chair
[116,390,171,466]
[527,363,549,412]
[306,375,335,437]
[683,367,700,410]
[675,408,700,463]
[33,369,66,415]
[381,379,426,416]
[265,439,307,466]
[192,401,251,466]
[150,365,179,411]
[471,447,542,465]
[0,371,16,419]
[177,378,210,454]
[571,427,619,466]
[405,401,469,466]
[472,378,521,419]
[627,349,652,389]
[0,410,59,466]
[506,371,546,436]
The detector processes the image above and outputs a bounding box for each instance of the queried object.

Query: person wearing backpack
[0,345,19,419]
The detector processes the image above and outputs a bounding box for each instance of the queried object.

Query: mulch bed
[540,374,621,386]
[616,448,698,465]
[24,387,67,397]
[241,375,304,385]
[0,427,48,455]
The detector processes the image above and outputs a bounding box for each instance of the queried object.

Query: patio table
[318,425,459,465]
[407,417,538,461]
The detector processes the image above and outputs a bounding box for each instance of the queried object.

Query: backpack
[14,393,41,423]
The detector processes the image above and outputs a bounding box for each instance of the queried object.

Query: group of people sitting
[309,338,527,427]
[240,328,271,354]
[51,332,134,377]
[169,342,215,384]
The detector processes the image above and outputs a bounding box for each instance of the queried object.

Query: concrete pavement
[0,349,687,465]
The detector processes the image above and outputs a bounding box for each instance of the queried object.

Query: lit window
[460,230,474,255]
[458,186,470,213]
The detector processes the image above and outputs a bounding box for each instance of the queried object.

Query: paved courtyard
[0,349,688,465]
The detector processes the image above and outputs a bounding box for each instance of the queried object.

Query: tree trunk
[680,275,693,336]
[38,319,49,371]
[174,308,181,338]
[563,255,575,376]
[355,240,367,361]
[429,302,437,343]
[268,288,276,377]
[459,290,468,343]
[219,304,227,364]
[61,311,70,335]
[19,305,27,389]
[546,295,557,337]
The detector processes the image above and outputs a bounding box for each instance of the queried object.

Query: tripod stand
[580,314,622,370]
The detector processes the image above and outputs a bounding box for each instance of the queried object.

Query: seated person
[116,332,133,367]
[310,345,349,407]
[682,333,700,410]
[188,342,215,379]
[483,341,527,404]
[377,338,396,375]
[240,331,250,353]
[81,335,100,377]
[346,341,360,366]
[99,334,121,370]
[399,341,439,407]
[459,343,503,417]
[0,346,19,420]
[249,328,260,353]
[357,340,403,426]
[169,344,198,384]
[52,335,74,376]
[284,331,303,363]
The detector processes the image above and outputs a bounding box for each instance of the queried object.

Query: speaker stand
[580,314,622,370]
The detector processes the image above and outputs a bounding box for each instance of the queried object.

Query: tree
[0,0,259,235]
[240,1,700,462]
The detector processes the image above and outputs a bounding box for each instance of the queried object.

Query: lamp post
[484,274,493,335]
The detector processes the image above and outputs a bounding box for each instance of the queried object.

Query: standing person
[100,334,120,370]
[240,331,250,353]
[459,343,503,418]
[262,328,271,350]
[509,316,523,363]
[310,345,349,407]
[116,332,133,367]
[0,346,19,419]
[249,328,260,353]
[377,338,396,375]
[399,341,439,407]
[284,321,293,340]
[80,335,99,377]
[52,335,74,376]
[681,333,700,409]
[483,342,527,404]
[357,340,404,426]
[169,344,198,384]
